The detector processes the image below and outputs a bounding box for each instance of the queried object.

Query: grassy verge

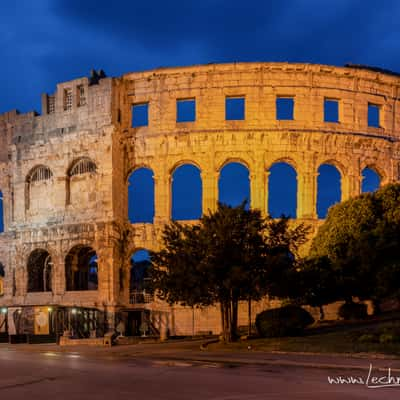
[208,318,400,356]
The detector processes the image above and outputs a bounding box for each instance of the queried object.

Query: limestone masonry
[0,62,399,340]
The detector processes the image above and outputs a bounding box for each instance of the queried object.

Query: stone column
[98,245,117,306]
[297,170,317,219]
[250,168,267,215]
[51,253,65,297]
[201,170,218,215]
[154,169,171,224]
[342,173,361,201]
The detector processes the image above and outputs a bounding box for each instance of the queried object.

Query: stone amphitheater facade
[0,62,399,339]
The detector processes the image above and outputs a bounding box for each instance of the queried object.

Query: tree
[150,203,309,342]
[310,183,400,312]
[295,256,338,320]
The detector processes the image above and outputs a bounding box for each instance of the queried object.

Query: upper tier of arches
[127,160,383,222]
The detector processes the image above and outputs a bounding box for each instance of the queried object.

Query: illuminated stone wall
[1,63,400,334]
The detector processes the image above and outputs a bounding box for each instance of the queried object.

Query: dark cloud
[1,0,400,113]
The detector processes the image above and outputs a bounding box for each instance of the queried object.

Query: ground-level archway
[27,249,52,292]
[65,245,98,291]
[130,249,152,304]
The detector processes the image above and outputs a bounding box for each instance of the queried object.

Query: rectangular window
[177,99,196,122]
[47,95,55,114]
[368,103,380,127]
[225,96,245,120]
[132,103,149,127]
[63,88,73,111]
[77,85,86,107]
[276,97,294,120]
[324,99,339,123]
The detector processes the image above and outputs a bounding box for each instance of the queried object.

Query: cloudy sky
[1,0,400,114]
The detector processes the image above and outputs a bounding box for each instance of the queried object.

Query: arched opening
[26,165,53,211]
[0,263,4,296]
[128,168,155,223]
[362,167,381,193]
[172,164,202,220]
[317,163,341,219]
[0,191,3,233]
[268,162,297,218]
[27,249,52,293]
[130,249,152,304]
[67,158,97,206]
[65,245,98,291]
[218,162,250,208]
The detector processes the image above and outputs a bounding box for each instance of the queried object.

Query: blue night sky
[0,0,395,236]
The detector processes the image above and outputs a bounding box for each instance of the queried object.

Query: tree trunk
[319,305,325,321]
[220,302,226,341]
[219,297,240,343]
[231,298,238,341]
[372,299,381,315]
[248,297,252,336]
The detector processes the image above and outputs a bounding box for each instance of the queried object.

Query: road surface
[0,343,398,399]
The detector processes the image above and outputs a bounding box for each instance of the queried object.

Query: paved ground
[0,341,399,399]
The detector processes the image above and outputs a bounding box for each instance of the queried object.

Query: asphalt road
[0,344,399,399]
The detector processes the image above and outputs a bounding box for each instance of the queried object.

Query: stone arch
[171,163,202,220]
[65,245,98,291]
[268,161,297,218]
[130,249,152,303]
[128,167,155,223]
[27,249,52,293]
[169,159,202,175]
[217,158,251,172]
[66,157,97,205]
[25,165,53,211]
[318,159,346,178]
[317,162,342,219]
[218,161,250,208]
[266,157,298,172]
[361,166,381,193]
[0,190,3,233]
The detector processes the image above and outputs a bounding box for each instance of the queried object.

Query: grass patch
[208,317,400,356]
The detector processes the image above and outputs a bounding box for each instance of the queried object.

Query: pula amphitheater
[0,62,398,343]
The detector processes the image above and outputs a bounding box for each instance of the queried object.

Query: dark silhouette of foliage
[255,305,314,338]
[310,183,400,312]
[150,202,309,342]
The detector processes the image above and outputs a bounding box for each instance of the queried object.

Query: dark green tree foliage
[295,256,337,320]
[310,183,400,311]
[255,305,314,338]
[150,203,309,342]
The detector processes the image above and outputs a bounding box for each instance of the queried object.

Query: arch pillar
[153,169,171,224]
[297,170,317,219]
[250,170,266,214]
[250,160,266,214]
[342,173,361,201]
[51,253,65,296]
[97,245,118,306]
[202,170,218,215]
[2,265,13,299]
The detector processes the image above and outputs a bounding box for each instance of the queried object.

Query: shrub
[357,333,379,343]
[255,305,314,338]
[379,333,395,344]
[338,302,368,320]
